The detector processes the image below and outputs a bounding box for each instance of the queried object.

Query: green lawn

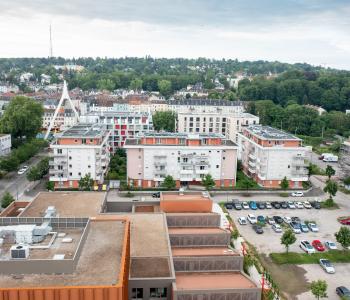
[270,250,350,264]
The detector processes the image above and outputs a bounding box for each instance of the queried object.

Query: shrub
[1,192,14,208]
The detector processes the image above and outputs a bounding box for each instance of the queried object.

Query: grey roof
[168,99,242,107]
[245,125,300,140]
[61,124,107,138]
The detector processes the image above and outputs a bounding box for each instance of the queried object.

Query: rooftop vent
[10,244,30,259]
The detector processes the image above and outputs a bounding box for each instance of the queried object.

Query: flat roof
[60,123,107,138]
[0,133,10,137]
[20,192,105,218]
[245,125,300,141]
[172,247,239,257]
[168,228,227,234]
[169,99,242,107]
[0,220,126,287]
[175,272,257,290]
[161,193,210,202]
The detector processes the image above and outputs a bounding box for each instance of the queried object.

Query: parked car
[295,202,304,209]
[266,216,275,225]
[242,202,250,209]
[272,224,282,233]
[339,217,350,225]
[303,201,312,209]
[300,223,309,233]
[308,222,319,232]
[152,192,160,198]
[280,201,288,209]
[319,259,335,274]
[247,214,257,224]
[300,240,315,254]
[291,216,301,223]
[257,202,266,209]
[233,202,242,210]
[325,241,337,250]
[252,224,264,234]
[283,216,292,224]
[249,201,257,210]
[225,203,233,209]
[265,202,272,209]
[291,191,304,197]
[312,240,326,252]
[310,201,321,209]
[271,202,281,209]
[273,216,283,224]
[336,286,350,299]
[17,165,28,175]
[290,222,301,233]
[238,217,248,225]
[257,215,266,224]
[287,201,296,209]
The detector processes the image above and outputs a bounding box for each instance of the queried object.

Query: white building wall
[0,134,11,156]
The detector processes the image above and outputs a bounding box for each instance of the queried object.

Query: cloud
[0,0,349,69]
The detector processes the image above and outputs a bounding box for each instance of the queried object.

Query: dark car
[310,201,321,209]
[291,216,301,223]
[257,215,266,224]
[336,286,350,299]
[233,202,242,210]
[152,192,160,198]
[257,202,266,209]
[271,202,281,209]
[279,201,288,209]
[252,224,264,234]
[225,203,233,209]
[273,216,283,224]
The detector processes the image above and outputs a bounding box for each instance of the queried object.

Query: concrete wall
[106,200,160,213]
[173,288,261,300]
[129,278,175,300]
[173,256,243,272]
[169,232,231,247]
[166,214,221,228]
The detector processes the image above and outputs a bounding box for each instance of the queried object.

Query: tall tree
[280,229,296,253]
[158,80,172,98]
[280,177,289,190]
[202,174,216,190]
[325,165,335,180]
[162,175,176,189]
[323,180,338,199]
[152,111,176,132]
[1,192,14,208]
[335,226,350,248]
[78,174,94,191]
[0,96,43,140]
[310,280,328,300]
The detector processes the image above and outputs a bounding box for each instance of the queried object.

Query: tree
[129,78,143,91]
[202,174,216,190]
[280,229,296,253]
[0,155,19,172]
[310,280,328,299]
[158,80,172,98]
[78,174,94,191]
[0,96,43,140]
[46,181,55,191]
[325,165,335,180]
[162,175,176,189]
[97,78,115,91]
[335,226,350,248]
[26,167,41,181]
[323,180,338,199]
[1,192,14,208]
[152,111,176,132]
[280,177,289,190]
[26,158,49,181]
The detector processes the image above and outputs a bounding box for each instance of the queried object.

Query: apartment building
[340,139,350,179]
[238,125,309,188]
[177,112,259,143]
[0,134,11,156]
[169,99,244,114]
[124,132,238,188]
[80,111,153,151]
[49,124,111,188]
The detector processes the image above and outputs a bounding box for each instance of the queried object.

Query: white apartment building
[124,132,238,188]
[80,111,153,151]
[177,112,259,143]
[49,124,111,189]
[238,125,309,188]
[0,134,11,156]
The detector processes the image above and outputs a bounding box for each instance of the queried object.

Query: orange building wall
[58,138,100,145]
[160,199,212,213]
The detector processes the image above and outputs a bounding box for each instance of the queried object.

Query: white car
[266,217,275,225]
[265,202,272,209]
[17,165,28,175]
[308,222,319,232]
[247,214,257,224]
[300,240,315,254]
[283,216,292,224]
[295,202,304,209]
[242,202,249,210]
[272,224,282,233]
[325,241,337,250]
[287,201,296,209]
[292,191,304,197]
[238,217,248,225]
[303,201,312,209]
[319,259,335,274]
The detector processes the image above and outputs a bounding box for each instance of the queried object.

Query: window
[88,165,91,168]
[150,288,167,298]
[200,166,205,170]
[216,165,219,168]
[57,149,63,154]
[82,139,86,144]
[69,156,72,160]
[131,288,143,299]
[183,157,188,163]
[69,164,72,168]
[78,172,81,176]
[69,172,72,176]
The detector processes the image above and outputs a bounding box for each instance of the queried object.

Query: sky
[0,0,350,69]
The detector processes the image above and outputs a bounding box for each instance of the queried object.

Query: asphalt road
[308,151,341,177]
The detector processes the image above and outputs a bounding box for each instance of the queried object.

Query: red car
[340,218,350,225]
[312,240,325,252]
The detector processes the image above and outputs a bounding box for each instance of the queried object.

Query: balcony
[154,161,167,167]
[180,169,193,175]
[195,169,209,175]
[248,168,256,174]
[248,154,256,160]
[248,161,256,168]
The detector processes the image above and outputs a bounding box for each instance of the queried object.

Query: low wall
[170,232,231,247]
[166,214,221,228]
[173,256,243,272]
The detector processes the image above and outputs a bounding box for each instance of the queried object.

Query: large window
[131,288,143,299]
[150,288,167,299]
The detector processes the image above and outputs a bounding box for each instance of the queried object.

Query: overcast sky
[0,0,350,69]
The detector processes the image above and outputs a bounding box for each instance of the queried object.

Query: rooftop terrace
[60,123,107,138]
[245,125,300,141]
